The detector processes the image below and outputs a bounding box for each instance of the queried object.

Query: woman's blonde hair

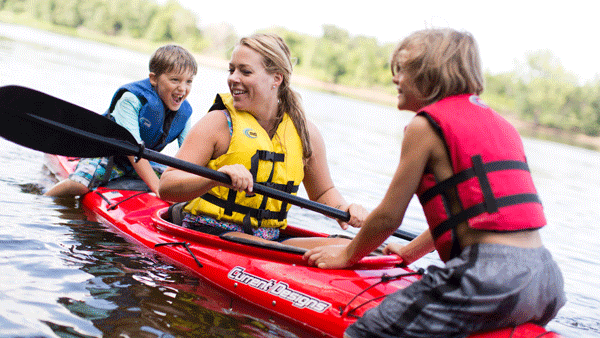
[391,28,484,105]
[237,33,312,159]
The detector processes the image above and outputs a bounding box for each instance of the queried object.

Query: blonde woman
[159,33,366,248]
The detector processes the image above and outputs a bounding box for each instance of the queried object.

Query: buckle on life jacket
[200,193,290,225]
[472,155,498,213]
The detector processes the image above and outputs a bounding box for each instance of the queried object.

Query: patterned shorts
[181,212,280,240]
[69,157,166,188]
[69,157,128,188]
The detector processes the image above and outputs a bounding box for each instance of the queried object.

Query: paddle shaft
[0,85,417,241]
[113,133,416,241]
[150,150,353,220]
[35,112,352,220]
[105,145,417,241]
[123,136,418,241]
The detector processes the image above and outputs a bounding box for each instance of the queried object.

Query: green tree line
[0,0,206,49]
[485,51,600,137]
[2,0,599,141]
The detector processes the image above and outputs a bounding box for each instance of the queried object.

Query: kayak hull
[45,154,563,338]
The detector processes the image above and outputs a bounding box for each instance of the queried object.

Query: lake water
[1,23,599,338]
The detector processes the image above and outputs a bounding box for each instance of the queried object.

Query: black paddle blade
[0,86,419,237]
[0,85,140,158]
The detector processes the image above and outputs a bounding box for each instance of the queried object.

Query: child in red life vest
[304,28,566,338]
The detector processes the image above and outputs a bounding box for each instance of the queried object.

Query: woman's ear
[273,73,283,88]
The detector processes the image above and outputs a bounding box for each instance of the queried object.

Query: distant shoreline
[288,72,600,151]
[195,49,600,152]
[2,20,598,152]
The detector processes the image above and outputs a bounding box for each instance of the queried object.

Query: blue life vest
[105,79,192,152]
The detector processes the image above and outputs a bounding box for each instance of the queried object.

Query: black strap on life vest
[200,149,300,233]
[431,193,542,240]
[422,154,542,241]
[278,181,296,221]
[419,156,531,205]
[220,150,288,218]
[200,193,292,228]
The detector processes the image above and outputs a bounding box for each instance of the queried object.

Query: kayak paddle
[0,85,417,241]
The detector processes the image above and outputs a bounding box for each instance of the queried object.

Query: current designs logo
[243,128,258,138]
[228,266,331,313]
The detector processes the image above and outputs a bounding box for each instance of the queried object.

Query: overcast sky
[176,0,599,83]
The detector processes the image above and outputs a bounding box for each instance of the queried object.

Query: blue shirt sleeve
[177,116,194,147]
[110,92,143,144]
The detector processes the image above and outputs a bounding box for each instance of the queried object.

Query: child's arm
[127,156,161,196]
[110,92,143,143]
[383,229,435,265]
[304,115,436,268]
[110,93,161,195]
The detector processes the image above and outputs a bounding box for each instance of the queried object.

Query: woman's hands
[338,203,368,230]
[218,164,254,193]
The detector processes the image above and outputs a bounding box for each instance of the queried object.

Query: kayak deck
[45,154,563,338]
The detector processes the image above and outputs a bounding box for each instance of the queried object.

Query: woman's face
[227,45,280,114]
[392,49,426,112]
[149,69,194,111]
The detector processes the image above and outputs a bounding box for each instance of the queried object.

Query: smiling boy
[45,45,197,198]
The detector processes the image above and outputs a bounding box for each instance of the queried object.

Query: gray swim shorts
[345,243,566,338]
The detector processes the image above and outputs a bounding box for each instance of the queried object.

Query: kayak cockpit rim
[150,207,405,267]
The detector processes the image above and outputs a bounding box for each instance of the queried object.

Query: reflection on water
[1,23,600,337]
[1,141,312,338]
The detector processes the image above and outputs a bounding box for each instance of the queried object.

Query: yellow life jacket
[184,93,304,231]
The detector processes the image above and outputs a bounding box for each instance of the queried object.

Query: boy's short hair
[391,28,484,105]
[149,44,198,77]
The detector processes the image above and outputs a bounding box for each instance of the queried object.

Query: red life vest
[416,94,546,262]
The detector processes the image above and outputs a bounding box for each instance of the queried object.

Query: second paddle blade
[0,85,139,158]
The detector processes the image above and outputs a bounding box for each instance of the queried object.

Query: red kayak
[44,154,563,338]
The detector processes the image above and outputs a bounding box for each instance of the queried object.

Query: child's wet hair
[149,45,198,77]
[391,28,484,104]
